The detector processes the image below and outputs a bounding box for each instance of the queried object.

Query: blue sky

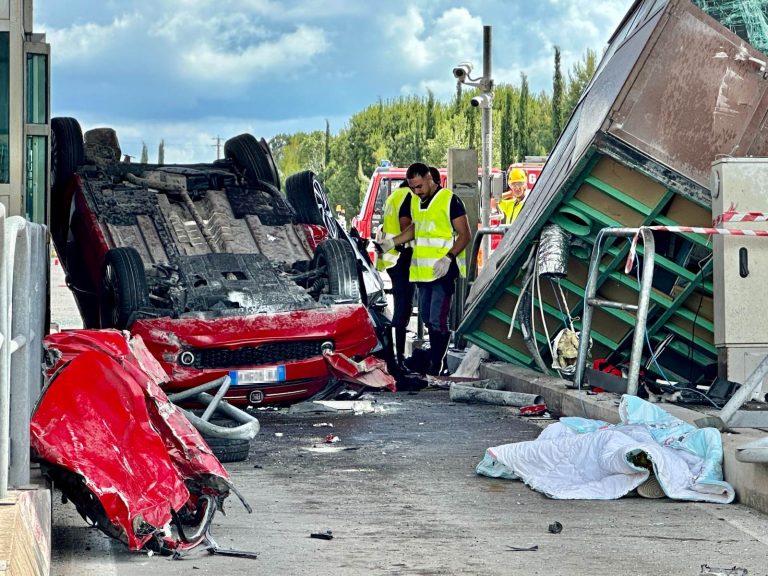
[37,0,634,163]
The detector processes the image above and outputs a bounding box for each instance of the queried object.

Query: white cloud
[40,0,636,151]
[47,14,139,63]
[177,24,329,82]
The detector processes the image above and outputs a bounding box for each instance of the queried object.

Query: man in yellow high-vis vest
[375,180,414,373]
[499,167,528,224]
[375,162,470,376]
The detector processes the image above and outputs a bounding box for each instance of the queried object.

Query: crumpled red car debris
[32,330,250,553]
[322,348,396,392]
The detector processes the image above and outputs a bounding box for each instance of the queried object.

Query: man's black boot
[427,331,451,376]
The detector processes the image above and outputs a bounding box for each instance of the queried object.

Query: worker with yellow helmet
[499,167,529,224]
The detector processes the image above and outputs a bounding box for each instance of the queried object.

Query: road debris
[449,383,543,407]
[547,521,563,534]
[505,545,538,552]
[310,531,334,540]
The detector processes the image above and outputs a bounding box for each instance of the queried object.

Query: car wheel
[50,118,84,249]
[312,238,361,302]
[285,171,340,238]
[100,247,150,329]
[201,417,250,464]
[50,117,84,191]
[224,133,279,189]
[258,137,281,191]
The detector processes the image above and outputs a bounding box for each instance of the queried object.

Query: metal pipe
[167,376,228,402]
[200,375,231,422]
[587,298,639,312]
[718,354,768,426]
[180,406,259,440]
[629,228,656,396]
[195,392,259,426]
[573,227,655,396]
[449,383,543,407]
[479,25,493,262]
[467,226,513,287]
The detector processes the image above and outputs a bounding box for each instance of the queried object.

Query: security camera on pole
[453,25,494,261]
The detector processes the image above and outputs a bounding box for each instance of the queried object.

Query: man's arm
[449,214,471,257]
[391,223,415,246]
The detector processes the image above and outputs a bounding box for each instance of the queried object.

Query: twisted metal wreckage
[459,0,768,400]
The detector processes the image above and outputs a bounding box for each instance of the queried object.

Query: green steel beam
[584,175,655,217]
[464,330,534,365]
[645,258,714,338]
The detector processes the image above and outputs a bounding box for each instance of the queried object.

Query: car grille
[187,341,326,369]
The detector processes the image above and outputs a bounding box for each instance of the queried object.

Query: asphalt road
[48,258,768,576]
[49,390,768,576]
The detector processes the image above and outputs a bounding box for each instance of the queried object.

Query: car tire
[258,137,281,191]
[224,133,279,189]
[312,238,361,302]
[285,170,340,238]
[100,247,150,330]
[201,417,250,464]
[50,118,84,249]
[50,117,84,191]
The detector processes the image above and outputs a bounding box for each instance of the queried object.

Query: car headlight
[179,351,196,366]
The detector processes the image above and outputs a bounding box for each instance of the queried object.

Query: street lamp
[454,25,494,260]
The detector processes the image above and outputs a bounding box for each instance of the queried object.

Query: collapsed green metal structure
[458,0,768,386]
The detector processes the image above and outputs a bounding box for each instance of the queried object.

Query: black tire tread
[201,417,250,463]
[285,170,340,238]
[224,133,277,189]
[50,117,84,190]
[100,247,150,329]
[313,239,361,302]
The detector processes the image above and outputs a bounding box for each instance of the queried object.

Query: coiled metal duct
[537,224,571,278]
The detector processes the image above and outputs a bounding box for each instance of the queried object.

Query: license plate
[229,366,286,385]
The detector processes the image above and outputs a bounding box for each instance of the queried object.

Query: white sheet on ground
[476,395,734,503]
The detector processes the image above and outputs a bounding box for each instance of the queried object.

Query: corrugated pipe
[537,224,571,278]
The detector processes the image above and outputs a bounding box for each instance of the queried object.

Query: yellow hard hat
[508,167,527,187]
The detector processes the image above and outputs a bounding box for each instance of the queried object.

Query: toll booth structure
[458,0,768,390]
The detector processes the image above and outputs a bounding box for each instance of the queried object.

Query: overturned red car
[49,118,394,408]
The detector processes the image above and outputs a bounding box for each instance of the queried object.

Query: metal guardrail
[0,204,47,498]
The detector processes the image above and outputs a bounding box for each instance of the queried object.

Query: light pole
[454,25,494,260]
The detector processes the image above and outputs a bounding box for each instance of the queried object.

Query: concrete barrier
[0,204,50,575]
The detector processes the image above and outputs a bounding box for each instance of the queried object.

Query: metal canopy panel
[609,0,768,189]
[459,0,768,389]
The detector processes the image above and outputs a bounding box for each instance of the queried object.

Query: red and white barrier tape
[624,225,768,273]
[713,210,768,226]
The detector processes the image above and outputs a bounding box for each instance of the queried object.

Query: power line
[211,136,223,160]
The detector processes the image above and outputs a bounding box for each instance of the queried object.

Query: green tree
[515,73,530,161]
[158,140,165,165]
[324,119,331,169]
[552,46,565,142]
[500,88,514,168]
[565,48,598,117]
[140,142,148,164]
[425,90,436,140]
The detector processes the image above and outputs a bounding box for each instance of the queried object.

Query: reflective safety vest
[410,188,466,282]
[499,196,526,224]
[376,187,412,272]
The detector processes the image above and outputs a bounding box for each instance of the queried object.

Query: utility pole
[453,26,494,262]
[480,25,494,261]
[212,136,223,160]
